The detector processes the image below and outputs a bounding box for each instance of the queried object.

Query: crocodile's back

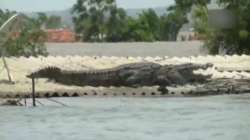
[56,62,161,87]
[116,63,162,86]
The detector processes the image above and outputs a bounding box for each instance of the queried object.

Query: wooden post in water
[32,78,36,107]
[24,97,27,107]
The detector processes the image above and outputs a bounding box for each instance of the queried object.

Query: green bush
[0,10,48,57]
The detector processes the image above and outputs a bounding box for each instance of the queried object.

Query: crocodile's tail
[27,66,61,79]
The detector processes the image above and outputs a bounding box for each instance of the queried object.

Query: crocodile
[27,62,213,94]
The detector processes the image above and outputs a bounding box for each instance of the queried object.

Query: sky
[0,0,175,12]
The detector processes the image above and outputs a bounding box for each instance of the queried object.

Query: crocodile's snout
[26,74,33,79]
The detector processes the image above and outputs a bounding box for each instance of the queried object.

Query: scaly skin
[27,62,213,94]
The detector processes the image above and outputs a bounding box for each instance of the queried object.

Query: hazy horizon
[0,0,174,12]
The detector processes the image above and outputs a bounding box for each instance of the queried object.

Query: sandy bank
[0,55,250,98]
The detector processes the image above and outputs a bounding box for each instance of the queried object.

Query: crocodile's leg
[158,86,169,95]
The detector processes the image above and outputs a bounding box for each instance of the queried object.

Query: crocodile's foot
[158,86,169,95]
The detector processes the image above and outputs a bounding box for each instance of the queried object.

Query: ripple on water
[0,95,250,140]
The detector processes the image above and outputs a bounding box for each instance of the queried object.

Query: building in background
[207,2,235,30]
[177,0,227,41]
[177,23,195,41]
[45,28,76,42]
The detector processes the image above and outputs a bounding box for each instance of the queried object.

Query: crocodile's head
[174,63,213,71]
[155,63,213,86]
[27,67,61,79]
[191,63,213,70]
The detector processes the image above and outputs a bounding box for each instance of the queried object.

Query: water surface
[0,95,250,140]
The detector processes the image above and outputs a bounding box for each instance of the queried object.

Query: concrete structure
[46,41,207,57]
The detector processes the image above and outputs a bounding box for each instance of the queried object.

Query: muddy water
[0,94,250,140]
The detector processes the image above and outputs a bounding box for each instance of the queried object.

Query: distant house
[207,3,235,30]
[177,23,196,41]
[177,0,232,41]
[45,28,76,43]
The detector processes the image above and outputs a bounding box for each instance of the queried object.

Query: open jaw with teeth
[27,62,249,96]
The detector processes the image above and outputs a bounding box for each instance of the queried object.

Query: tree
[72,0,115,42]
[0,9,14,25]
[169,0,210,13]
[137,9,160,41]
[0,10,48,57]
[160,9,187,41]
[37,12,48,28]
[46,15,62,29]
[163,0,210,41]
[192,5,209,34]
[194,0,250,54]
[118,9,160,42]
[217,0,250,54]
[36,13,62,29]
[71,0,211,42]
[105,7,128,42]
